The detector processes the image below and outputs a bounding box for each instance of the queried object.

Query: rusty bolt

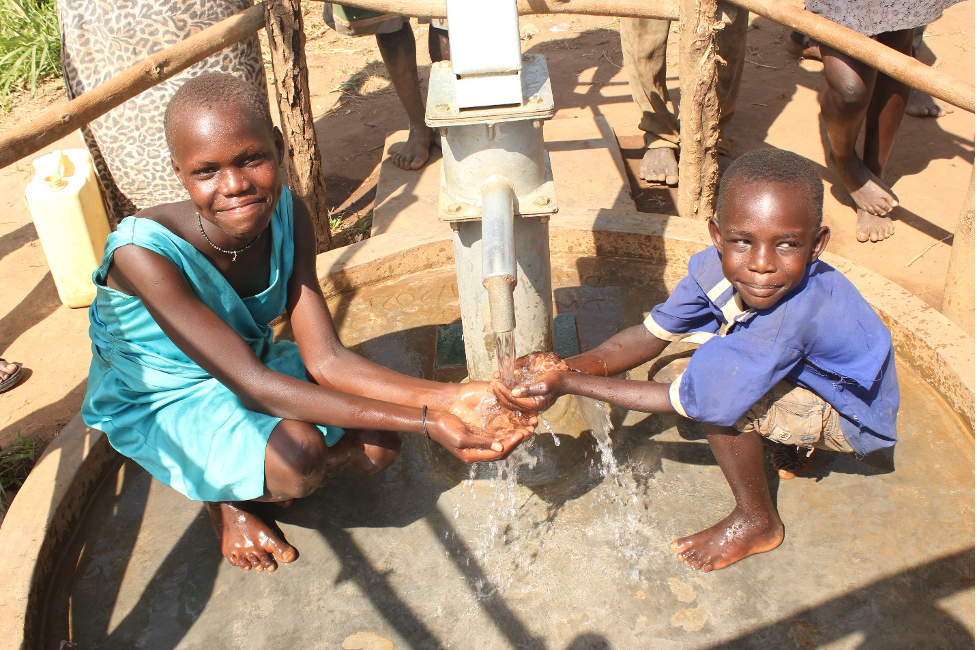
[435,103,450,112]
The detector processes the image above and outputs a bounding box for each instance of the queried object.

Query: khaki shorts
[734,381,854,453]
[324,5,446,36]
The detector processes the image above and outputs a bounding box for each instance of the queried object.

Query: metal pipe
[481,178,517,333]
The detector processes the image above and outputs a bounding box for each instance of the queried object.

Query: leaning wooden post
[264,0,332,251]
[942,169,975,338]
[677,0,722,219]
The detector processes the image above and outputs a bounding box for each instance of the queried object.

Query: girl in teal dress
[82,73,534,573]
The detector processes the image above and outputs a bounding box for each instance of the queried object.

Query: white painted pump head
[445,0,523,108]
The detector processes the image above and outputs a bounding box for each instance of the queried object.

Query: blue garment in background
[645,246,899,456]
[82,187,343,502]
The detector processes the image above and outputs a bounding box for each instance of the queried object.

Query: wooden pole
[677,0,721,220]
[311,0,680,20]
[0,4,265,171]
[942,169,975,337]
[264,0,332,251]
[727,0,975,114]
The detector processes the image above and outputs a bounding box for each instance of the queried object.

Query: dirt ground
[0,2,973,463]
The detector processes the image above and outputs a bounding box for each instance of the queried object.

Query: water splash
[456,396,657,593]
[577,396,649,577]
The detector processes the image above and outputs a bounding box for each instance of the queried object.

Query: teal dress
[82,187,343,502]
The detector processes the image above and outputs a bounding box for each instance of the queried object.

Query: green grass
[0,432,36,515]
[0,0,61,110]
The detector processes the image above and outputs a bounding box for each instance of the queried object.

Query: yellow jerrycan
[24,149,112,309]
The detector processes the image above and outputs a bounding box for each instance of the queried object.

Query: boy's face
[709,180,830,310]
[170,105,284,239]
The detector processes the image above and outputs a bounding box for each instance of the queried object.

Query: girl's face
[170,105,284,242]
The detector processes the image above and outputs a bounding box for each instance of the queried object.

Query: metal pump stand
[425,0,559,382]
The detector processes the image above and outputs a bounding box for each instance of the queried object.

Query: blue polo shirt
[645,247,899,456]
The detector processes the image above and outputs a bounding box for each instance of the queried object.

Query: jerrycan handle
[43,151,68,191]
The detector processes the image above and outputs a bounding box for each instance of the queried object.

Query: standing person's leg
[670,424,784,572]
[905,25,951,118]
[620,17,679,185]
[863,28,915,175]
[820,45,903,242]
[377,22,437,170]
[715,5,749,172]
[427,19,449,63]
[857,28,914,242]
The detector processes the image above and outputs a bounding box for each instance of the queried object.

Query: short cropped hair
[716,148,824,230]
[164,72,272,153]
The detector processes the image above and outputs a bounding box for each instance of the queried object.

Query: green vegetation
[0,432,36,515]
[0,0,61,110]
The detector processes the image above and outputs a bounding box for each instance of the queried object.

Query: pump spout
[481,178,517,334]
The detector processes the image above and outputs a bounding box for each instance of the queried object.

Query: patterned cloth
[58,0,268,223]
[82,188,344,502]
[805,0,963,36]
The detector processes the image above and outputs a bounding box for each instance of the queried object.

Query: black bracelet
[421,405,429,439]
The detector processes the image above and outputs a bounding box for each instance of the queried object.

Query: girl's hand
[426,409,533,463]
[450,382,538,437]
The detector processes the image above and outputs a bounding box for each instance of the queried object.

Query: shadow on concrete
[704,546,975,650]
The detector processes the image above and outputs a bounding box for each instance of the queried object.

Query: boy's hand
[492,351,572,412]
[491,380,552,413]
[509,370,567,404]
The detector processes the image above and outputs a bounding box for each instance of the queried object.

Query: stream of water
[494,330,516,388]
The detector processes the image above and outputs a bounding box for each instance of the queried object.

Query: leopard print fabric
[58,0,268,224]
[805,0,962,37]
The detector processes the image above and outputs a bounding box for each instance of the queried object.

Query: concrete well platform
[1,214,972,648]
[0,115,973,648]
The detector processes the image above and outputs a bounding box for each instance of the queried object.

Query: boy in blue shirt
[497,148,899,572]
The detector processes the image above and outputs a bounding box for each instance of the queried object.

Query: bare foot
[670,507,784,572]
[770,445,814,480]
[784,31,821,60]
[856,208,896,243]
[391,126,435,170]
[906,88,951,118]
[639,147,679,186]
[828,151,899,216]
[205,501,297,573]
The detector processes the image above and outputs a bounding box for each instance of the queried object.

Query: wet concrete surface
[41,264,974,649]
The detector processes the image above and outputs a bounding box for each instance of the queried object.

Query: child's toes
[257,551,278,572]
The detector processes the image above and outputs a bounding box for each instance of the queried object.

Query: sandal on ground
[0,360,23,394]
